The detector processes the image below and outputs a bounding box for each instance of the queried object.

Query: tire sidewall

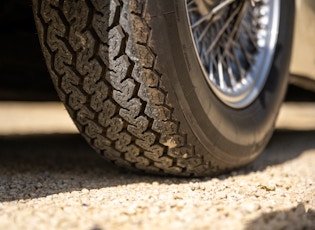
[160,0,294,163]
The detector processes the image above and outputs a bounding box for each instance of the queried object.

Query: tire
[32,0,294,176]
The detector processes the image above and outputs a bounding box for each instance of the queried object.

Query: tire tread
[33,0,219,176]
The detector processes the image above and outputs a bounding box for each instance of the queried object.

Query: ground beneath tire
[0,102,314,230]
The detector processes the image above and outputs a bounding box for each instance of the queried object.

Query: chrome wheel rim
[186,0,280,108]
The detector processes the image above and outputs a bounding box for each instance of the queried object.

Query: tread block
[115,132,132,152]
[109,26,125,58]
[138,85,165,105]
[90,82,109,112]
[85,120,103,138]
[94,135,112,151]
[130,14,150,44]
[132,68,159,87]
[77,106,95,125]
[68,87,86,110]
[106,117,124,141]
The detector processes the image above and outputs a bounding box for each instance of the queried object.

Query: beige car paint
[290,0,315,80]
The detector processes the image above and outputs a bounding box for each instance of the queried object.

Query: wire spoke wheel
[186,0,280,108]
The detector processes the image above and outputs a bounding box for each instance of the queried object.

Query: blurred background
[0,1,315,132]
[0,0,57,102]
[1,1,315,101]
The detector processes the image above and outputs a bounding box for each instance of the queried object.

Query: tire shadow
[245,204,315,230]
[0,134,133,202]
[0,134,189,202]
[242,130,315,173]
[0,130,314,202]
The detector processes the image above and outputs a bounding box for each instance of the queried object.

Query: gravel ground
[0,102,315,230]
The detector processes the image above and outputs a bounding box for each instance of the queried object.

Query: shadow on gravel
[0,130,315,202]
[243,130,315,173]
[245,204,315,230]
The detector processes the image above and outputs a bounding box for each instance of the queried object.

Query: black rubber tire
[32,0,294,177]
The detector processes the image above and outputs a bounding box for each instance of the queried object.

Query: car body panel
[290,0,315,83]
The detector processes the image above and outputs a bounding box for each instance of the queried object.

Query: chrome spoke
[205,7,240,55]
[192,0,236,28]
